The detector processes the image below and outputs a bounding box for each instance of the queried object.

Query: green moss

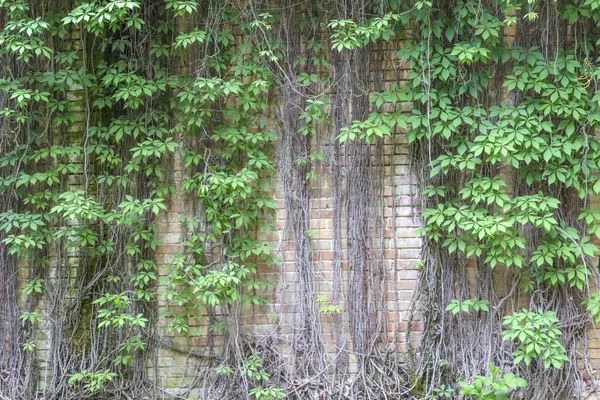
[67,298,93,358]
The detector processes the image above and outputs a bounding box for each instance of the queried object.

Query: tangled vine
[3,0,600,399]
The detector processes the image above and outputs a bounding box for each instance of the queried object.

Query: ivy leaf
[445,26,455,41]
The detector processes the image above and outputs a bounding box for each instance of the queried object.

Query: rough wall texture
[17,22,600,399]
[151,100,424,393]
[11,24,427,396]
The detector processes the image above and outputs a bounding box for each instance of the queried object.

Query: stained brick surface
[22,25,600,398]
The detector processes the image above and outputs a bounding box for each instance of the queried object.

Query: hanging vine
[5,0,600,399]
[396,0,600,398]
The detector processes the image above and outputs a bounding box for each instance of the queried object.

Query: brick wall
[146,55,427,392]
[17,22,600,400]
[152,142,422,394]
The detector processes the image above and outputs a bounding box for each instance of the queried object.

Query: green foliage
[93,293,148,329]
[68,369,117,393]
[214,353,286,399]
[316,294,342,313]
[458,363,527,399]
[249,386,287,400]
[4,0,600,395]
[0,0,282,392]
[431,384,454,400]
[23,278,44,295]
[21,341,36,351]
[337,113,394,143]
[502,310,568,369]
[160,25,279,332]
[329,0,600,391]
[328,13,401,51]
[215,364,235,376]
[446,297,490,315]
[115,335,145,366]
[428,384,454,399]
[583,291,600,322]
[241,352,287,400]
[165,0,198,17]
[364,0,600,368]
[18,311,41,325]
[241,353,271,382]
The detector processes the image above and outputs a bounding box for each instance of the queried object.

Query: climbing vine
[328,0,600,397]
[0,0,281,398]
[4,0,600,399]
[392,0,600,398]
